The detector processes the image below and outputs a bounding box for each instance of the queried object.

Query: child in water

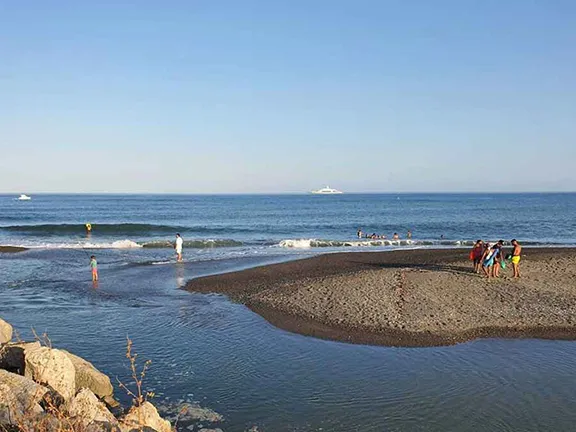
[90,255,98,282]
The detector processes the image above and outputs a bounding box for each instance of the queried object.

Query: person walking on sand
[491,240,505,278]
[175,233,183,262]
[511,239,522,278]
[90,255,98,282]
[481,242,494,278]
[470,240,484,273]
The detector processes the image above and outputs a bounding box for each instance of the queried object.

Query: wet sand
[0,246,28,253]
[186,248,576,347]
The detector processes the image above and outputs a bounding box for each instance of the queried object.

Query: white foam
[5,239,143,249]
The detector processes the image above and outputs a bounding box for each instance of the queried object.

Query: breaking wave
[277,239,569,248]
[0,239,245,250]
[142,239,244,248]
[0,223,261,236]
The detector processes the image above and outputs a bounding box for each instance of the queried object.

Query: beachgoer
[175,233,183,262]
[393,233,399,240]
[357,228,363,239]
[371,233,377,239]
[470,240,484,273]
[407,230,412,239]
[440,234,444,239]
[511,239,522,278]
[491,240,505,278]
[481,242,493,277]
[90,255,98,282]
[85,223,92,233]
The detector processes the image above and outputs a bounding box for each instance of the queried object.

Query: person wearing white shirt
[175,233,183,262]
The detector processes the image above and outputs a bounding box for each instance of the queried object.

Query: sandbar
[185,248,576,347]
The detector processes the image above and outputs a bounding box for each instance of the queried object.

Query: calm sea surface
[1,193,576,431]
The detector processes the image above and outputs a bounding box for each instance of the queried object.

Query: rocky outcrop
[119,401,171,432]
[0,318,13,344]
[0,341,41,374]
[66,388,118,429]
[24,346,76,402]
[61,350,114,400]
[0,369,49,424]
[0,318,178,432]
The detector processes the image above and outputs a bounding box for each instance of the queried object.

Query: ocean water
[1,193,576,431]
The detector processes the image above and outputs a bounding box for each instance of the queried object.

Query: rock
[24,346,76,401]
[61,350,114,399]
[119,401,171,432]
[0,369,49,425]
[0,341,41,374]
[0,318,13,344]
[66,388,118,429]
[179,404,223,422]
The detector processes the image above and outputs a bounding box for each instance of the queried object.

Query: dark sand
[0,246,28,253]
[186,248,576,347]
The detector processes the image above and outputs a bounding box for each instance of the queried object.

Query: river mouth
[2,248,576,431]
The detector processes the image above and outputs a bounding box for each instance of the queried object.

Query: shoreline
[0,246,28,253]
[185,248,576,347]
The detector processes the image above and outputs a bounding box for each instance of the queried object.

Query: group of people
[469,239,522,278]
[357,229,412,240]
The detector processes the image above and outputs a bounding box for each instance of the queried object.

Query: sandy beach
[186,248,576,347]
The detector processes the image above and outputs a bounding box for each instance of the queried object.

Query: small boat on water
[310,186,343,194]
[17,194,31,200]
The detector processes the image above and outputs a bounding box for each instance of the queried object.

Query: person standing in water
[511,239,522,278]
[357,228,363,239]
[407,230,412,239]
[175,233,183,262]
[393,233,399,240]
[90,255,98,282]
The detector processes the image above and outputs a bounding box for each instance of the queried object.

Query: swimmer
[407,230,412,239]
[357,228,363,239]
[85,223,92,233]
[393,233,399,240]
[511,239,522,278]
[175,233,183,262]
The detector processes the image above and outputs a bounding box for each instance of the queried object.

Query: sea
[1,193,576,431]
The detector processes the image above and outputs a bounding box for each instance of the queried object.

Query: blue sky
[1,0,575,193]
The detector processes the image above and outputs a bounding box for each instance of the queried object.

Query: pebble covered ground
[187,248,576,347]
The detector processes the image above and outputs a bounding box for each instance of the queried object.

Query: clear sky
[1,0,575,193]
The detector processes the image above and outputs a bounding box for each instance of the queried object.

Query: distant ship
[17,194,31,201]
[310,186,343,194]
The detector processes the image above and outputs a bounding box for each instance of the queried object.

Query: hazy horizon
[1,1,575,193]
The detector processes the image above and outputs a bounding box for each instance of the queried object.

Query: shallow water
[2,194,576,431]
[2,248,576,431]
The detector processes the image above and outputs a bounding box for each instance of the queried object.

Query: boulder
[0,341,41,374]
[0,369,49,425]
[0,318,12,344]
[24,346,76,401]
[119,401,171,432]
[61,350,114,399]
[179,404,223,422]
[66,388,118,430]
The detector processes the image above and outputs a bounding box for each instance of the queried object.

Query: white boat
[17,194,31,200]
[310,186,343,194]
